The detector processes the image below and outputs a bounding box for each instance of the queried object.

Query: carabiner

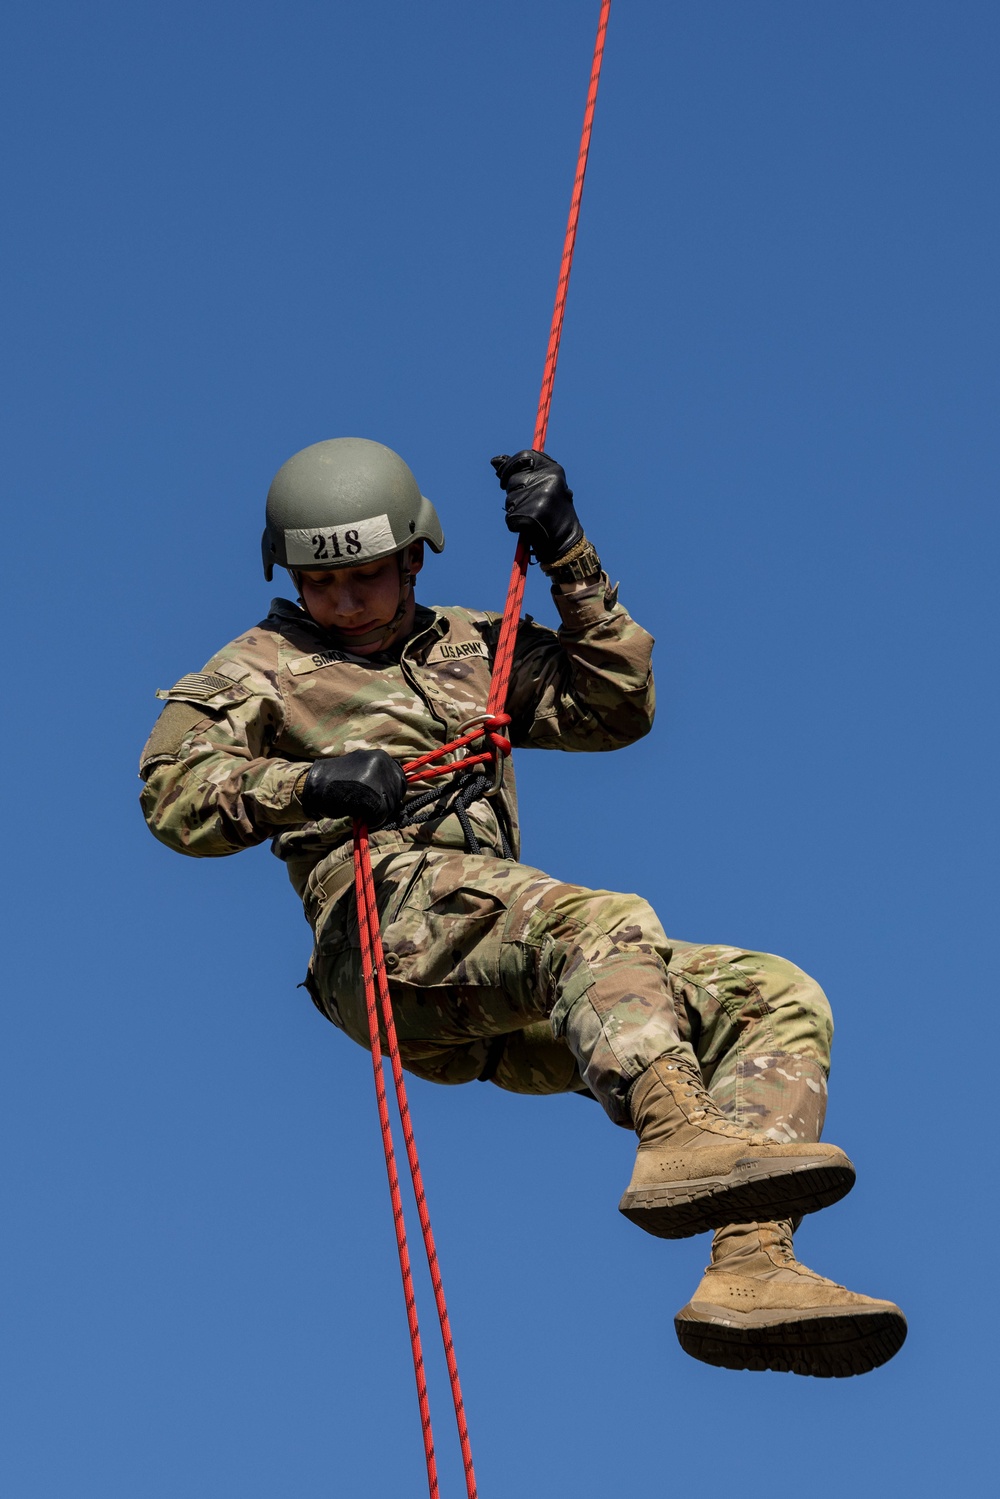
[456,713,507,796]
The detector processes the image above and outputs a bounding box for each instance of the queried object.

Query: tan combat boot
[618,1056,855,1239]
[674,1219,907,1376]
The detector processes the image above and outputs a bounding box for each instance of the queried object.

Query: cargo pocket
[344,848,431,952]
[384,875,509,990]
[300,954,343,1027]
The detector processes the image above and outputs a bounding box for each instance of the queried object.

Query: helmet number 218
[311,529,363,561]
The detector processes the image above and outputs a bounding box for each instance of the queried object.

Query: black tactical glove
[490,449,584,565]
[300,748,407,829]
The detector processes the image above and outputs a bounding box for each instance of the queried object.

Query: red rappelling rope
[488,0,612,720]
[354,826,470,1497]
[353,3,613,1492]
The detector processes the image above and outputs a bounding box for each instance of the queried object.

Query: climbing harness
[351,3,613,1492]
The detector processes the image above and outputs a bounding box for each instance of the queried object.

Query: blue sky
[2,2,996,1494]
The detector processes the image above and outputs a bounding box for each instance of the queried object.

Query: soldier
[140,437,906,1378]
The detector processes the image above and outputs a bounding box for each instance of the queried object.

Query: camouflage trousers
[305,847,834,1134]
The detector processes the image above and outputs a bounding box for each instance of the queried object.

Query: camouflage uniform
[141,576,833,1135]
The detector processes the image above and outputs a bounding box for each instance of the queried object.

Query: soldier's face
[298,543,424,651]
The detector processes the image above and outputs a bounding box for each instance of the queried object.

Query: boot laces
[669,1060,761,1137]
[670,1060,722,1113]
[762,1224,846,1286]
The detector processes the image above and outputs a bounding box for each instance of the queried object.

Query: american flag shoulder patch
[155,672,248,704]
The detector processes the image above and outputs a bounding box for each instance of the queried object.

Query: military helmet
[261,437,445,581]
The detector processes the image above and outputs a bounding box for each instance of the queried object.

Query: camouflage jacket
[140,574,654,909]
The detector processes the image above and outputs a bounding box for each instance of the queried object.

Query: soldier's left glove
[299,748,407,829]
[490,449,584,565]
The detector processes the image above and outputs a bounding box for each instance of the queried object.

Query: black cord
[388,765,513,859]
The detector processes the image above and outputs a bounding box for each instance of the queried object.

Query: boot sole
[674,1300,908,1377]
[618,1157,855,1239]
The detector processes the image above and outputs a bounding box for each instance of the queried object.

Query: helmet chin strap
[293,552,413,652]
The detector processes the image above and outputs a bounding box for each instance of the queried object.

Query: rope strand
[488,0,612,720]
[354,832,439,1496]
[534,0,612,452]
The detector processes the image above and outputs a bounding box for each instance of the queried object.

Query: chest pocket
[415,634,494,730]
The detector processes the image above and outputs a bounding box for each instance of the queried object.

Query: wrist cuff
[252,761,315,825]
[553,572,619,630]
[540,535,602,581]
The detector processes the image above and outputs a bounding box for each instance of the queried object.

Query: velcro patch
[139,701,210,776]
[157,672,238,701]
[284,513,395,567]
[155,672,251,709]
[424,639,488,665]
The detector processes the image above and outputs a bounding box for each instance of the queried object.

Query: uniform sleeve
[138,659,306,858]
[503,573,655,751]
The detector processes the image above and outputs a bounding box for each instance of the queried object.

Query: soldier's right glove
[300,748,407,829]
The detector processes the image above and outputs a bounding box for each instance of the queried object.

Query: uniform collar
[266,597,448,665]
